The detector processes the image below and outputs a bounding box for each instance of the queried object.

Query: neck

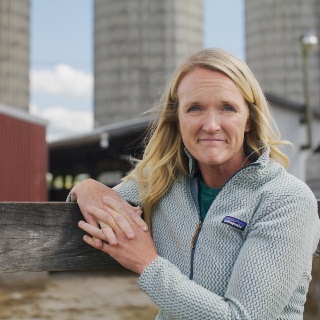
[199,158,251,189]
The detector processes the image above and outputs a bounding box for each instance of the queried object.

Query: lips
[198,138,225,143]
[197,139,226,148]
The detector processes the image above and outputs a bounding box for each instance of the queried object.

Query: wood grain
[0,202,118,272]
[0,200,319,272]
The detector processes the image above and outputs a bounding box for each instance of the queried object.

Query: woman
[70,48,320,319]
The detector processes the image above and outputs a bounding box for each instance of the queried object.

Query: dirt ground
[0,268,159,320]
[1,266,319,320]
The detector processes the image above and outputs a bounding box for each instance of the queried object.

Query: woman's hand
[70,179,148,244]
[85,196,146,245]
[78,216,158,274]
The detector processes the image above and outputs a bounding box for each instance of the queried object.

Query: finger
[103,196,148,232]
[78,220,108,247]
[127,208,148,231]
[106,206,136,239]
[81,207,103,247]
[80,204,100,227]
[83,235,110,255]
[86,205,118,229]
[119,202,148,231]
[133,206,142,214]
[99,221,118,245]
[116,201,147,231]
[103,196,133,217]
[90,202,136,239]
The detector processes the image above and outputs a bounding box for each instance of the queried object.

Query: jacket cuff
[66,192,72,202]
[137,256,180,294]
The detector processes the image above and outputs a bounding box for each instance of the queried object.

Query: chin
[199,157,225,167]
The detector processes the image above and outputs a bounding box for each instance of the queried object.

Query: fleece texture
[114,148,320,319]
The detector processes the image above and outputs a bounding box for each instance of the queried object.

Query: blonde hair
[125,48,290,228]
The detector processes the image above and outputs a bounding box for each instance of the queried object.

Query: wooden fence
[0,202,119,272]
[0,200,319,317]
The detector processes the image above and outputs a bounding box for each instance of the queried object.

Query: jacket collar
[184,148,198,176]
[184,146,271,177]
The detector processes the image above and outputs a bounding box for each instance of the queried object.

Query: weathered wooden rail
[0,200,319,317]
[0,201,319,272]
[0,202,119,272]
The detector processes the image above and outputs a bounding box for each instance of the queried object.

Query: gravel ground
[0,268,159,320]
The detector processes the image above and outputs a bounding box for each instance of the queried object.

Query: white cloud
[31,104,93,142]
[30,64,93,98]
[30,64,94,141]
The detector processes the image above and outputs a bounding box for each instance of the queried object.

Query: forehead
[177,67,243,101]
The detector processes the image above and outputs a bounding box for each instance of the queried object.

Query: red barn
[0,104,48,201]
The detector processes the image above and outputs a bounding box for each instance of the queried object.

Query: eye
[223,104,236,112]
[187,105,202,112]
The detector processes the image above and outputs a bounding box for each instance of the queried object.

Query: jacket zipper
[190,220,202,280]
[189,175,202,280]
[191,222,202,250]
[188,162,259,280]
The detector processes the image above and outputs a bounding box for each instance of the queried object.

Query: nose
[202,110,221,132]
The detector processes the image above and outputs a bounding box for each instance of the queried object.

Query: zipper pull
[191,222,202,249]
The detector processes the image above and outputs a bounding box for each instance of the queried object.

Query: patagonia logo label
[222,216,247,231]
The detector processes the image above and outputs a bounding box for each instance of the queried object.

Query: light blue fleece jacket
[114,148,320,320]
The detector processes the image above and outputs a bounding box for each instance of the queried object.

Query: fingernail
[143,226,148,231]
[128,232,135,239]
[110,238,118,245]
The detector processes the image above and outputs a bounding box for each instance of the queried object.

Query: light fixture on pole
[300,31,319,150]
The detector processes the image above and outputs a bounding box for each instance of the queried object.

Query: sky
[30,0,244,141]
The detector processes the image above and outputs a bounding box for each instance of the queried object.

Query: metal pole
[301,47,313,150]
[300,31,318,150]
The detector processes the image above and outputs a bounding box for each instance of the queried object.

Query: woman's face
[177,67,250,176]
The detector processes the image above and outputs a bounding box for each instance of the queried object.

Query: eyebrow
[180,100,202,109]
[221,99,238,106]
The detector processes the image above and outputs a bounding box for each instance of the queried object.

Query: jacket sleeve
[112,179,141,205]
[136,193,320,319]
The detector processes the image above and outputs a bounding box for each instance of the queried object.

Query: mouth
[198,138,225,144]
